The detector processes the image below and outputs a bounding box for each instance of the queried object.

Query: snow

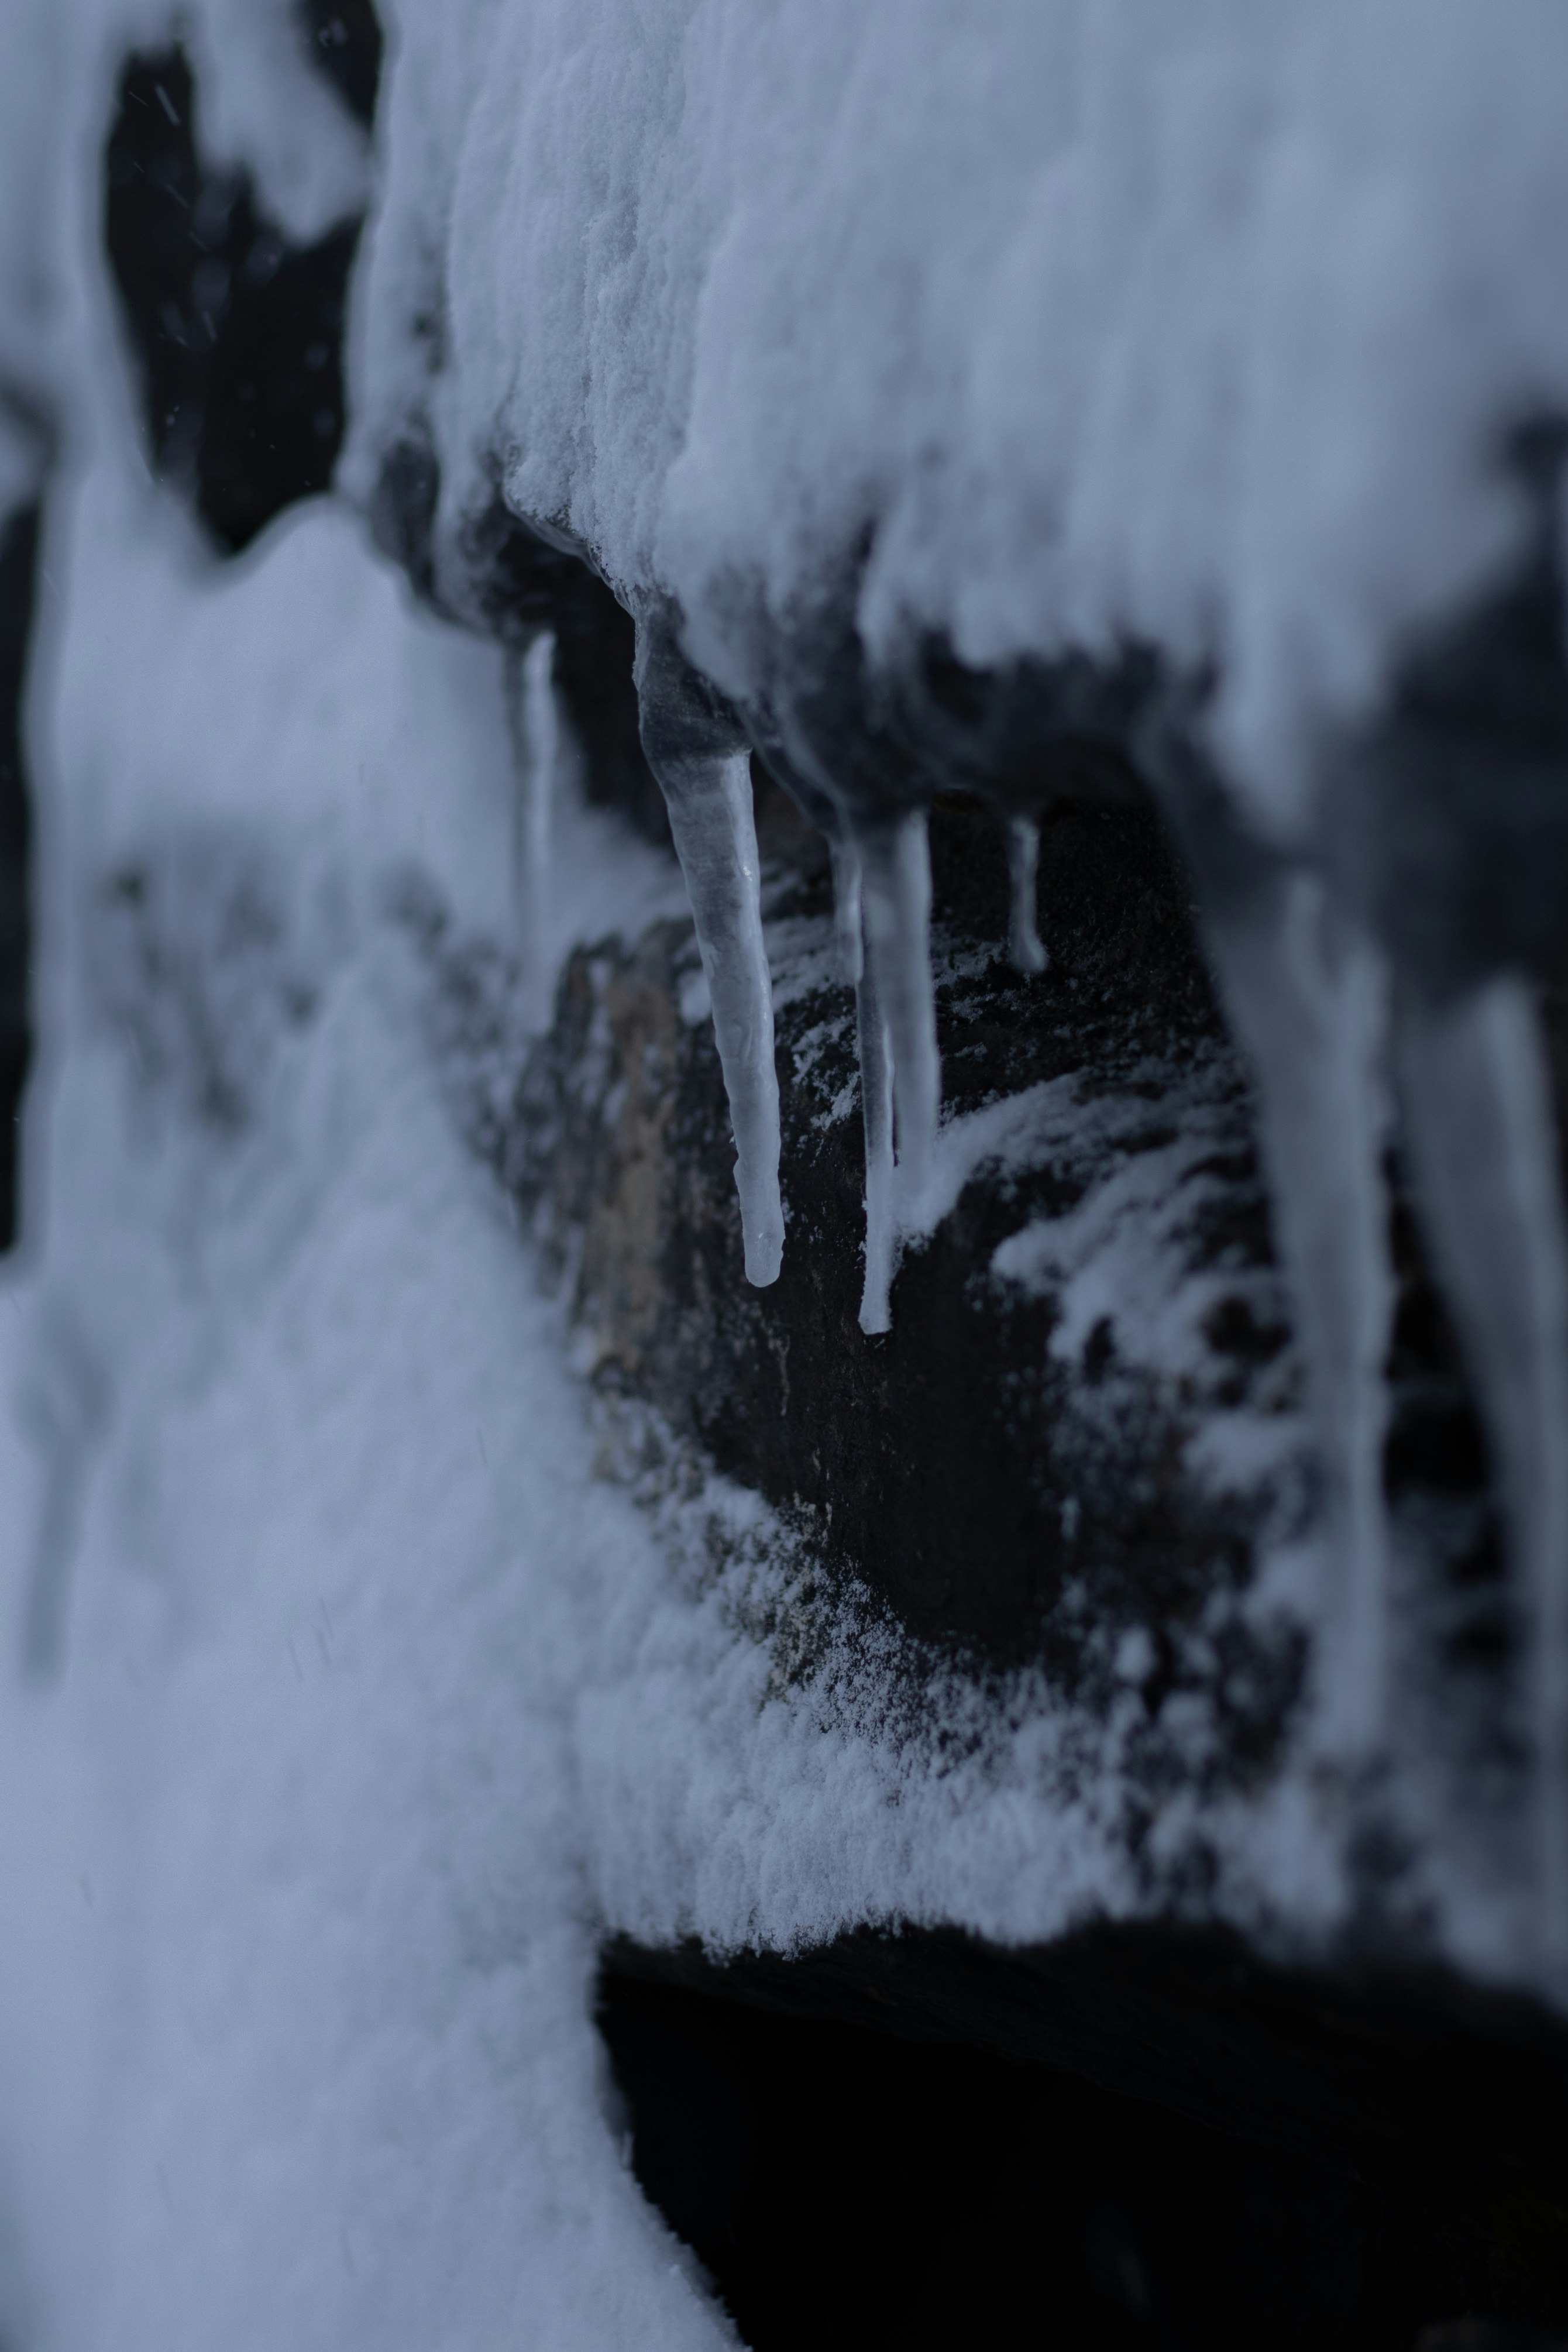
[2,0,1568,2336]
[339,13,1568,1802]
[0,444,1340,2348]
[350,0,1568,836]
[0,441,746,2349]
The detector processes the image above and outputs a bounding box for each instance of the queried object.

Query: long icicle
[504,630,558,1030]
[1006,814,1047,975]
[855,903,897,1334]
[1397,976,1568,1966]
[651,750,784,1287]
[857,809,940,1215]
[1206,871,1393,1762]
[829,834,864,986]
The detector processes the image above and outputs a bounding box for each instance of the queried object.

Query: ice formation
[1004,816,1047,976]
[633,615,784,1286]
[2,0,1568,2337]
[345,0,1568,1963]
[504,628,558,1029]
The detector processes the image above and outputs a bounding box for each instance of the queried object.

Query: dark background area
[602,1930,1568,2352]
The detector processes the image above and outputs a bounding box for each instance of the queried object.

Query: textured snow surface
[349,0,1568,831]
[0,460,742,2350]
[0,459,1351,2350]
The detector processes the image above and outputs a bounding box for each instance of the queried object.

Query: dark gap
[104,47,360,555]
[436,480,670,844]
[553,586,670,844]
[599,1930,1568,2352]
[296,0,383,129]
[0,504,39,1253]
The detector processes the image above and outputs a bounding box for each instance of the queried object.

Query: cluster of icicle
[335,0,1568,1966]
[509,584,1568,1978]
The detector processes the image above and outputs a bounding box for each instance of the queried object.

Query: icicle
[1206,872,1393,1760]
[829,834,864,986]
[857,809,940,1211]
[855,929,896,1333]
[1005,814,1047,975]
[1397,977,1568,1966]
[504,631,558,1030]
[652,750,784,1287]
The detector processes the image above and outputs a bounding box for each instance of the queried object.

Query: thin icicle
[651,750,784,1287]
[1397,977,1568,1966]
[857,809,940,1212]
[503,631,558,1030]
[1207,872,1393,1761]
[1005,814,1047,974]
[855,929,896,1333]
[829,834,864,986]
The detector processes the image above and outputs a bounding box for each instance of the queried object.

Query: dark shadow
[296,0,383,129]
[103,47,361,555]
[0,504,37,1252]
[599,1928,1568,2352]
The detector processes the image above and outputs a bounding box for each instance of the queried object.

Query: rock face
[429,790,1305,1689]
[416,757,1535,1850]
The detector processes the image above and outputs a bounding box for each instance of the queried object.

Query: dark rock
[422,786,1503,1765]
[104,47,360,556]
[427,799,1303,1687]
[296,0,383,130]
[601,1923,1568,2351]
[1339,418,1568,1000]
